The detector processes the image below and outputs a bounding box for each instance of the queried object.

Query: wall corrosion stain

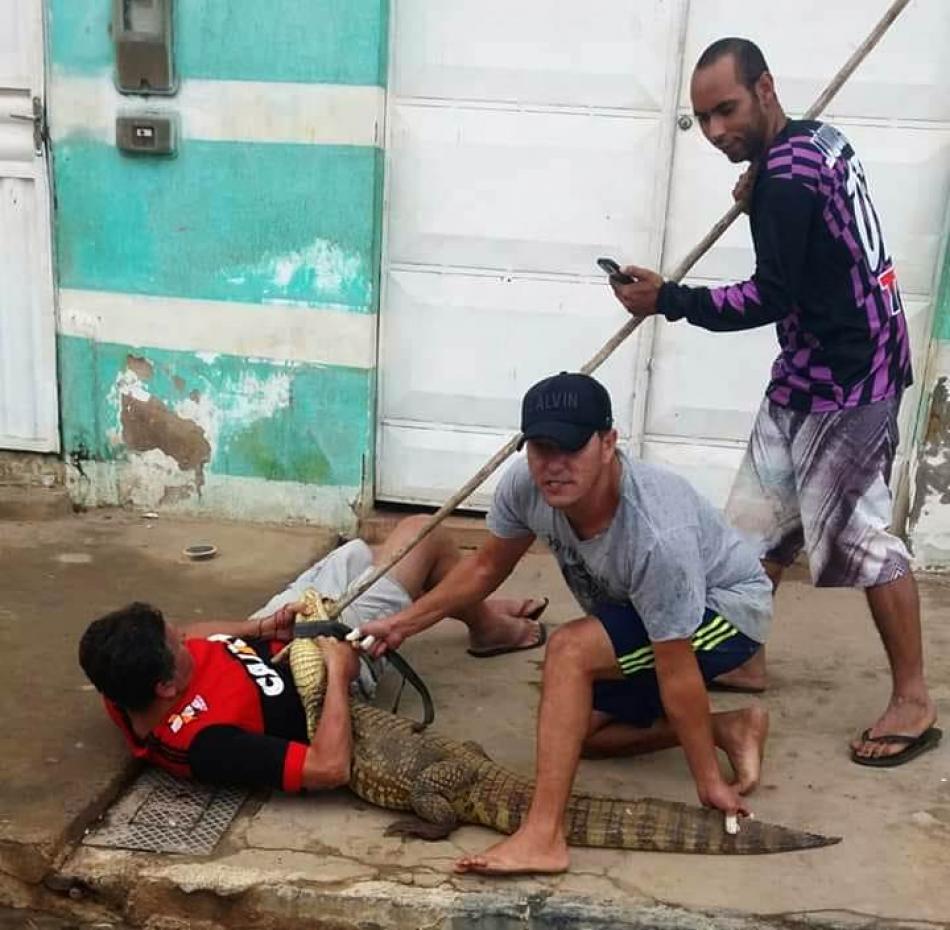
[910,376,950,527]
[120,394,212,489]
[126,354,154,381]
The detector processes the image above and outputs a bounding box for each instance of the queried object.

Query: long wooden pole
[328,0,912,622]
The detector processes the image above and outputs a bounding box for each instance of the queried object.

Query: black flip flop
[850,726,942,768]
[467,599,549,658]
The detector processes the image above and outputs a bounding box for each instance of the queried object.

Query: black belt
[291,620,435,732]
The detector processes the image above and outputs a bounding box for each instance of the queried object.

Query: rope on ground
[325,0,913,622]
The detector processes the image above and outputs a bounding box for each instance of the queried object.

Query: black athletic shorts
[592,601,760,728]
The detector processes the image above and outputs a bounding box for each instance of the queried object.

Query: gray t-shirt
[487,452,771,643]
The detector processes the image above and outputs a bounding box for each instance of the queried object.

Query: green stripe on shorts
[615,614,741,677]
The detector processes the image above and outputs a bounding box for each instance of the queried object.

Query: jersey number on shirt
[846,155,904,317]
[845,156,885,275]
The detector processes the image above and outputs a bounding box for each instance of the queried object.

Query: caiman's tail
[290,640,839,856]
[470,770,839,855]
[562,793,839,854]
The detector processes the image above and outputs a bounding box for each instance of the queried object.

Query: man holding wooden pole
[610,38,938,767]
[354,371,773,874]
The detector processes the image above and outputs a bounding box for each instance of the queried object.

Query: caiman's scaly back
[288,638,839,855]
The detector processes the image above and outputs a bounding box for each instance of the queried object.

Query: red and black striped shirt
[104,635,310,791]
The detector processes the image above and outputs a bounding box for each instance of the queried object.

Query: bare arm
[300,638,358,790]
[653,639,749,816]
[615,177,815,331]
[355,533,535,655]
[180,602,301,643]
[186,634,356,792]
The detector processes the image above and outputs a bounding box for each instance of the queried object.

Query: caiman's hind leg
[385,760,476,841]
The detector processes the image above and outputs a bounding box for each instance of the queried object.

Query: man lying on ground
[78,519,546,792]
[351,371,773,875]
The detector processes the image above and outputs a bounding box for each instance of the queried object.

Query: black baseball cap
[518,372,613,452]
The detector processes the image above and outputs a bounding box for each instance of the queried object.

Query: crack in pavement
[211,839,477,892]
[766,906,949,929]
[568,865,654,902]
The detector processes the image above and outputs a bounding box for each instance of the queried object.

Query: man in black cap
[353,372,772,875]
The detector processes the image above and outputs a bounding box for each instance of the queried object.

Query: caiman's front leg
[385,759,477,841]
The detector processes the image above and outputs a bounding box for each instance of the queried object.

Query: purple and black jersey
[657,119,912,412]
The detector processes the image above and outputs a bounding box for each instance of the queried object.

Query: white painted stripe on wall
[49,75,385,148]
[59,289,377,370]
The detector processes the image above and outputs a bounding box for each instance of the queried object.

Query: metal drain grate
[83,767,248,855]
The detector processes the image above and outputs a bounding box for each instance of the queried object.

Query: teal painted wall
[59,337,372,486]
[49,0,389,86]
[55,139,381,311]
[49,0,388,524]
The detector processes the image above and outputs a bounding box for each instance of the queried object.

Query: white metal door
[377,0,687,507]
[0,0,58,452]
[646,0,950,506]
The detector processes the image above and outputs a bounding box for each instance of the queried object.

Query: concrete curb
[0,761,138,889]
[41,850,947,930]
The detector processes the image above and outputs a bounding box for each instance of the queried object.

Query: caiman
[288,637,840,855]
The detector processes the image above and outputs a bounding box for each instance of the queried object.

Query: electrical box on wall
[113,0,177,95]
[116,114,178,155]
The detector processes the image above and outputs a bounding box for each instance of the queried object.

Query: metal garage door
[376,0,686,506]
[378,0,950,510]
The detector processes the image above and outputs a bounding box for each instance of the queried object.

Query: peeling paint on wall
[223,238,367,309]
[59,336,373,513]
[120,394,212,488]
[906,245,950,567]
[909,376,950,527]
[108,358,299,500]
[119,448,201,511]
[126,354,154,381]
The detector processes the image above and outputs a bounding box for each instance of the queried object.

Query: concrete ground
[1,486,949,929]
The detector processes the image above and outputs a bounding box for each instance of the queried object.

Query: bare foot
[454,828,569,876]
[712,648,767,693]
[466,597,548,654]
[850,695,937,761]
[713,706,769,794]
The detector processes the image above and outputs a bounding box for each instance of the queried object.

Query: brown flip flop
[467,598,549,658]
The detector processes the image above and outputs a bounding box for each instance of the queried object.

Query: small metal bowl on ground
[182,544,218,561]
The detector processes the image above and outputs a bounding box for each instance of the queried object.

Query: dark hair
[79,602,173,711]
[696,38,770,90]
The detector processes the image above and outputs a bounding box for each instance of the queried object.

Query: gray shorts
[725,397,911,588]
[250,539,412,697]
